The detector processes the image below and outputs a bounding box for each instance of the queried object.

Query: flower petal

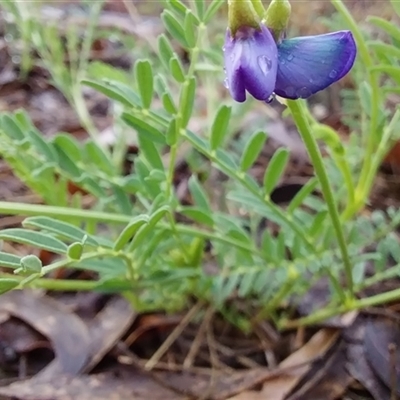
[224,26,278,102]
[274,31,357,99]
[224,29,246,102]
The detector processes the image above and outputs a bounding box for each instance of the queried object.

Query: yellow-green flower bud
[228,0,260,35]
[264,0,291,40]
[250,0,266,18]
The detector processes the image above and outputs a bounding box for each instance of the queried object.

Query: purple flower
[224,25,357,102]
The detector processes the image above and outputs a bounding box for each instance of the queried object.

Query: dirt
[0,1,400,399]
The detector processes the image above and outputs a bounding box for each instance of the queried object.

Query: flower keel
[224,25,278,103]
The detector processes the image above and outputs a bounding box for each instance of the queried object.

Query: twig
[116,342,197,399]
[216,343,262,369]
[145,301,204,371]
[183,306,214,369]
[119,355,212,375]
[389,343,398,400]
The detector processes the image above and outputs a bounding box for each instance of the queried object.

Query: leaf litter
[1,1,400,399]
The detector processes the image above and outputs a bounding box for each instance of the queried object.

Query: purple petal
[274,31,357,99]
[224,25,278,102]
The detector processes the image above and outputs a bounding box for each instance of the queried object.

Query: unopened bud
[228,0,260,35]
[264,0,291,40]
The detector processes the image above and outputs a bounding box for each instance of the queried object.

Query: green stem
[255,270,297,321]
[340,108,400,222]
[281,285,400,328]
[181,131,314,252]
[33,278,99,291]
[0,274,100,291]
[0,201,260,256]
[296,107,358,225]
[41,252,100,274]
[69,1,108,148]
[135,104,309,252]
[165,25,205,260]
[333,152,356,207]
[287,99,354,296]
[0,201,130,223]
[166,25,204,200]
[134,98,306,255]
[302,106,355,208]
[332,0,380,217]
[362,108,400,201]
[78,0,105,75]
[72,88,99,142]
[182,224,263,256]
[71,2,104,144]
[12,1,35,79]
[357,263,400,290]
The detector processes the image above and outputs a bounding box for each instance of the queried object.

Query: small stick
[145,301,204,370]
[183,306,214,369]
[389,342,398,400]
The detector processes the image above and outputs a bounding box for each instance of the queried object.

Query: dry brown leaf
[0,290,91,379]
[364,318,400,396]
[347,342,391,400]
[345,317,391,400]
[287,341,353,400]
[0,366,183,400]
[84,296,137,372]
[227,329,339,400]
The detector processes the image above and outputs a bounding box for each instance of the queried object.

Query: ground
[0,1,400,399]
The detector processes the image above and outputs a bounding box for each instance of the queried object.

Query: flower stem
[287,99,354,296]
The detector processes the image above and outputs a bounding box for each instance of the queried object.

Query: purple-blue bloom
[224,25,357,102]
